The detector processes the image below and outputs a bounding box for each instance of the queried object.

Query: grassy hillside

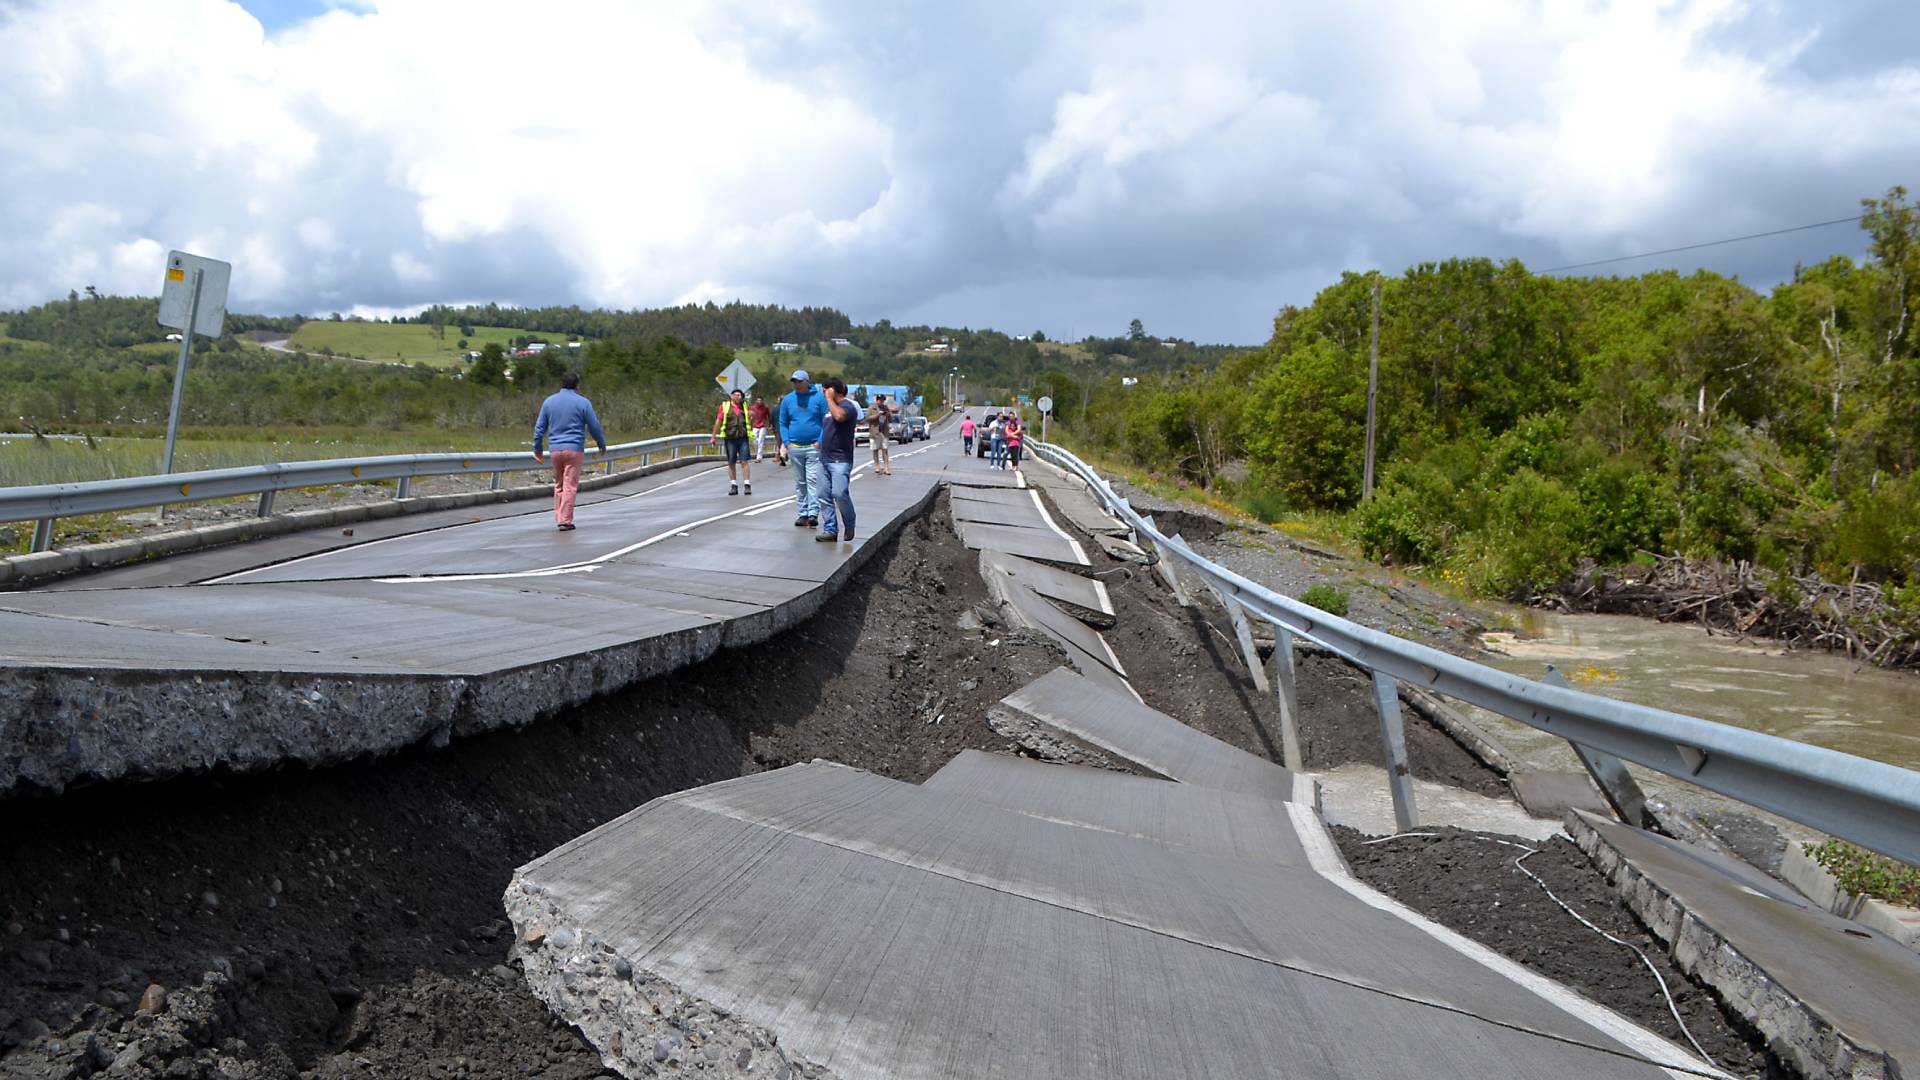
[731,343,861,379]
[288,322,571,367]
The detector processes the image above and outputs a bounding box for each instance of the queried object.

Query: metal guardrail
[1031,438,1920,865]
[1,434,714,552]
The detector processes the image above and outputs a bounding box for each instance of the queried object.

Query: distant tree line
[1045,187,1920,601]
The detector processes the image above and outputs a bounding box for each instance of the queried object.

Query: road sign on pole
[715,359,757,395]
[1038,395,1053,442]
[156,251,232,475]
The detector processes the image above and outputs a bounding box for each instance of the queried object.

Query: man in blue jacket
[777,369,828,528]
[532,372,607,531]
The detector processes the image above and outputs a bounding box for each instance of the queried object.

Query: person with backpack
[711,387,753,495]
[867,393,894,476]
[1004,412,1024,471]
[960,413,977,456]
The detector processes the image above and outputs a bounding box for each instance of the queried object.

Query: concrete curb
[1779,841,1920,953]
[0,479,939,798]
[1566,810,1902,1080]
[0,455,713,589]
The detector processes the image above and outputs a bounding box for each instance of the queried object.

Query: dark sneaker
[842,531,855,542]
[814,532,839,542]
[728,484,738,495]
[807,516,819,527]
[744,484,752,495]
[794,518,810,527]
[558,523,576,531]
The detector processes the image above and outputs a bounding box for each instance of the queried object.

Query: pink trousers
[551,449,584,525]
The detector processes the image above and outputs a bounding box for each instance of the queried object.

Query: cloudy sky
[3,0,1916,342]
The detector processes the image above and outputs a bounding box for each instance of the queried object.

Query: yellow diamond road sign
[715,359,756,394]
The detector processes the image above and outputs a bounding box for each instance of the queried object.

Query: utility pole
[1362,277,1381,502]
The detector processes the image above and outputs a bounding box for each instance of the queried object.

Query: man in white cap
[777,369,829,528]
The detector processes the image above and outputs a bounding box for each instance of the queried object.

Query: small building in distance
[771,342,801,352]
[829,337,851,347]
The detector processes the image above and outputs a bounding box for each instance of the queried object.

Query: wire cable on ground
[1362,831,1720,1071]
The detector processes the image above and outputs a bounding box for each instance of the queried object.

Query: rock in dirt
[136,983,167,1015]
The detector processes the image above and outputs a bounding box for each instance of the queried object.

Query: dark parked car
[907,416,928,440]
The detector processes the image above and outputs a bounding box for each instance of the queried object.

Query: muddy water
[1478,610,1920,773]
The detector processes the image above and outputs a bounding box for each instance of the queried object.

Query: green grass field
[732,343,863,380]
[0,426,546,490]
[0,322,51,350]
[287,322,571,367]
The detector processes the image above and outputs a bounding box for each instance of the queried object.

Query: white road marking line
[376,461,885,584]
[208,463,727,584]
[1028,489,1075,543]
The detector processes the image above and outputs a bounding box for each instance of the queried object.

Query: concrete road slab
[1023,459,1131,535]
[507,763,1707,1080]
[1573,810,1920,1079]
[1510,768,1613,819]
[947,485,1036,510]
[948,497,1048,530]
[985,565,1132,698]
[953,520,1088,565]
[980,550,1113,625]
[924,750,1308,864]
[996,666,1311,803]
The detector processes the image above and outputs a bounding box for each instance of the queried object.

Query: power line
[1540,214,1866,273]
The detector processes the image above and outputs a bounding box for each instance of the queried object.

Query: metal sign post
[156,251,233,475]
[1037,395,1053,442]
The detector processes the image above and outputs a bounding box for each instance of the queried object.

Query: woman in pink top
[1004,414,1024,470]
[960,414,977,457]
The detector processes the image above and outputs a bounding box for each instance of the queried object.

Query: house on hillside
[830,337,851,347]
[772,342,801,352]
[526,342,548,354]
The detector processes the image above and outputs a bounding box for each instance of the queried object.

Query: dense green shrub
[1809,840,1920,906]
[1298,582,1350,616]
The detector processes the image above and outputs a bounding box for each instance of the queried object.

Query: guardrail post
[641,451,651,468]
[489,472,502,491]
[31,518,55,553]
[1371,670,1420,831]
[670,445,680,460]
[1136,514,1190,606]
[396,476,412,499]
[1219,593,1270,693]
[1272,626,1304,771]
[1544,665,1651,827]
[256,491,275,518]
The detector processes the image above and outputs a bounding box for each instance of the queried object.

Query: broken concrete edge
[0,483,939,799]
[984,702,1157,780]
[0,455,714,589]
[1779,840,1920,953]
[505,877,832,1079]
[1565,809,1894,1080]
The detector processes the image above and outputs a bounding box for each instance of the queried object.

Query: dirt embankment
[0,492,1065,1079]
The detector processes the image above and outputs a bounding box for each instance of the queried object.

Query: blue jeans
[788,443,821,518]
[818,459,855,537]
[989,437,1006,469]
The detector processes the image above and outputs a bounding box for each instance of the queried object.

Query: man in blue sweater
[777,369,828,528]
[532,372,608,531]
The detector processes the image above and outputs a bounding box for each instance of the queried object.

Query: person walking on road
[711,387,753,495]
[749,393,773,462]
[816,377,858,543]
[987,413,1007,470]
[778,369,828,528]
[960,413,977,456]
[1005,412,1024,471]
[532,372,607,531]
[867,393,894,476]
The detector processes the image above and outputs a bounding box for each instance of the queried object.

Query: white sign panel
[157,251,231,338]
[1037,395,1054,414]
[715,358,757,394]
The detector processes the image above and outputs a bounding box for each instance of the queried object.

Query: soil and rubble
[0,480,1788,1078]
